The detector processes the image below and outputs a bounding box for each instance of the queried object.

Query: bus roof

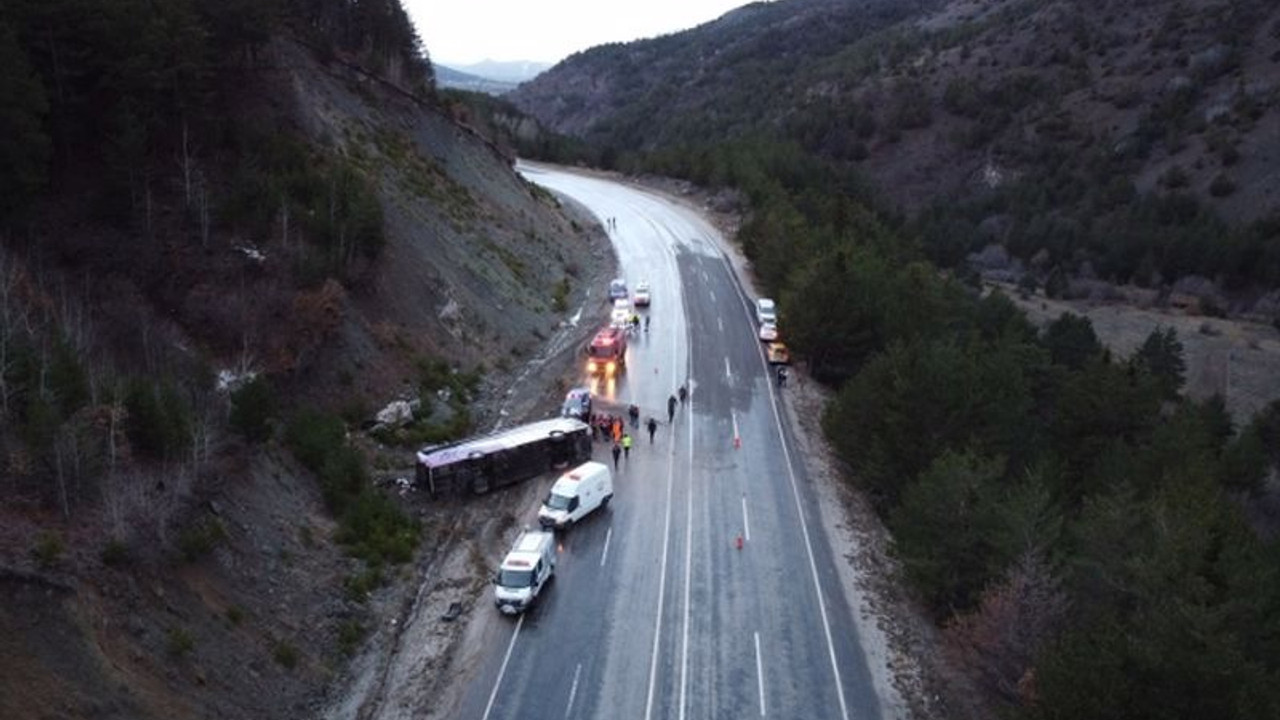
[416,417,589,469]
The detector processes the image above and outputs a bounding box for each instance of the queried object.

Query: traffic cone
[734,434,741,449]
[735,535,744,550]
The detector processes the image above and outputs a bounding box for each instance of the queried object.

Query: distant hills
[509,0,1280,295]
[435,59,552,95]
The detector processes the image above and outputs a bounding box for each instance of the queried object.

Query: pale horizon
[405,0,759,67]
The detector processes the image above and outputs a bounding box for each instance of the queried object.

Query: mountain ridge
[510,0,1280,297]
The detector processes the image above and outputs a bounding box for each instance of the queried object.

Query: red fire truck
[586,326,627,376]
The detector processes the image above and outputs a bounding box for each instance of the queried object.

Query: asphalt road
[455,164,883,720]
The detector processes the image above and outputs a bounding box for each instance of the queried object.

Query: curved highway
[455,163,884,720]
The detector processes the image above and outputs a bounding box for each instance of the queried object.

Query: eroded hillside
[0,2,605,718]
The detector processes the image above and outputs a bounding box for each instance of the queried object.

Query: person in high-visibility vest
[621,433,633,459]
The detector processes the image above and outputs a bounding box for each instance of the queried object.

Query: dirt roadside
[321,192,616,720]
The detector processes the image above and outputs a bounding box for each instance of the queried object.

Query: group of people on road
[588,389,689,469]
[605,217,618,230]
[590,412,626,443]
[666,384,688,422]
[623,313,651,336]
[589,411,636,469]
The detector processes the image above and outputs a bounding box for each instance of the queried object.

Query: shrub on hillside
[124,379,192,461]
[1131,327,1186,400]
[285,411,418,565]
[1159,165,1190,189]
[1209,173,1237,197]
[230,376,275,443]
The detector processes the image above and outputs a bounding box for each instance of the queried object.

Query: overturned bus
[414,418,592,498]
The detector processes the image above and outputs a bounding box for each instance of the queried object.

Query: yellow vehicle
[766,342,791,365]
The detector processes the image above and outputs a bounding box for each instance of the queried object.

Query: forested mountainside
[0,1,595,718]
[511,0,1280,304]
[496,2,1280,719]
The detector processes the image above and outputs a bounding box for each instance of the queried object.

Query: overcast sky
[405,0,754,67]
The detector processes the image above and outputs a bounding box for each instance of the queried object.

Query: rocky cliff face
[267,38,598,405]
[0,29,609,720]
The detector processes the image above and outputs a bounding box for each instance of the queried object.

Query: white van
[539,461,613,530]
[493,530,556,615]
[755,297,777,326]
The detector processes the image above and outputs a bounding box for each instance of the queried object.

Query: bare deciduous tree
[943,550,1069,707]
[179,119,196,208]
[196,169,211,248]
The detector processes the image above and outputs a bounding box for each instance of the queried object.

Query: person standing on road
[667,395,677,423]
[646,417,658,444]
[644,315,650,332]
[622,433,633,459]
[628,404,640,428]
[612,416,623,443]
[678,384,688,403]
[611,441,621,469]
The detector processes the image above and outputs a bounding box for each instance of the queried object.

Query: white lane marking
[733,261,851,720]
[709,289,716,302]
[742,495,751,542]
[724,356,732,379]
[718,317,724,332]
[644,315,684,720]
[564,663,583,719]
[731,410,740,448]
[679,377,695,720]
[600,527,613,567]
[482,614,525,720]
[755,632,767,716]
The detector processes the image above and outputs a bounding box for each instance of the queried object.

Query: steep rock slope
[0,17,604,720]
[271,38,595,403]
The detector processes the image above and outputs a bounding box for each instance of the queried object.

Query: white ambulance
[538,461,613,530]
[493,530,556,615]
